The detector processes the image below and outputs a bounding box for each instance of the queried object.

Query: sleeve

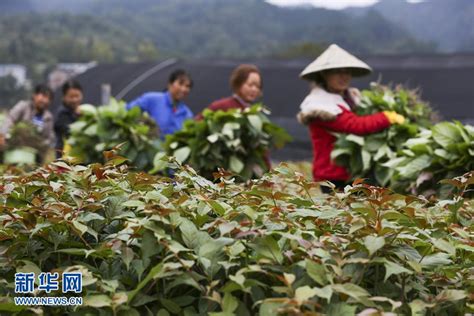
[45,117,56,148]
[1,101,26,135]
[54,110,70,140]
[184,106,194,119]
[126,94,150,112]
[316,107,390,136]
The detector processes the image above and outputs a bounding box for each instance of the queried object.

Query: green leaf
[199,238,233,259]
[382,157,406,168]
[384,260,412,281]
[436,289,466,302]
[332,283,370,301]
[222,122,239,139]
[294,286,318,303]
[253,236,283,264]
[122,247,134,270]
[259,301,285,316]
[374,164,392,186]
[173,146,191,163]
[432,238,456,256]
[346,134,365,146]
[209,200,227,216]
[361,149,371,172]
[157,309,170,316]
[396,155,431,179]
[222,293,239,313]
[228,242,246,258]
[123,200,146,208]
[248,114,263,131]
[313,285,333,302]
[373,144,390,161]
[141,230,160,259]
[127,263,163,303]
[160,298,182,314]
[207,134,219,143]
[420,253,452,268]
[432,122,462,148]
[71,220,88,236]
[229,155,244,173]
[78,103,97,116]
[79,212,105,222]
[364,235,385,256]
[151,152,168,173]
[180,219,211,250]
[84,295,112,308]
[409,299,432,316]
[327,303,357,316]
[306,259,329,286]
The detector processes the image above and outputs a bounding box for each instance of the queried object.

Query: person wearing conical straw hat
[297,44,405,191]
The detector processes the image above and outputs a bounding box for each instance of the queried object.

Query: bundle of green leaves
[6,122,47,151]
[0,156,472,315]
[386,121,474,197]
[2,122,49,166]
[332,83,434,186]
[67,100,161,171]
[164,104,292,180]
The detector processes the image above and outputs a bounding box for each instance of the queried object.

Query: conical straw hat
[300,44,372,79]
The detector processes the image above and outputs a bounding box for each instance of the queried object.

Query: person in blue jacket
[126,69,194,138]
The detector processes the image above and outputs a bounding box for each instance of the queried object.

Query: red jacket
[309,106,390,181]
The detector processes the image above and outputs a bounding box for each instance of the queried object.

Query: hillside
[0,13,159,64]
[0,0,436,63]
[349,0,474,52]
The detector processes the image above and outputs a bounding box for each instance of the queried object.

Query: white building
[48,62,98,90]
[0,64,28,87]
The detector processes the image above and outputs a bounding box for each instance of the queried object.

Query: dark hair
[307,72,327,89]
[33,84,54,99]
[62,79,83,95]
[230,64,261,93]
[168,69,193,88]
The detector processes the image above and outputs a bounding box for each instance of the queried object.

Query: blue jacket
[126,91,193,137]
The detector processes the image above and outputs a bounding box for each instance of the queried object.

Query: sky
[266,0,425,10]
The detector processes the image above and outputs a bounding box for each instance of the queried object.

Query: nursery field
[0,155,472,315]
[0,83,472,315]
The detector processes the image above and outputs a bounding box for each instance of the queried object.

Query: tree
[274,42,326,59]
[137,41,160,62]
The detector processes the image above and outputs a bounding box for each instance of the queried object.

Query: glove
[383,111,405,125]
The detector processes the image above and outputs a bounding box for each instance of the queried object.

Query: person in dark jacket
[297,44,405,191]
[196,64,262,119]
[54,80,83,157]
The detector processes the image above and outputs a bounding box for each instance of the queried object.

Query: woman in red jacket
[297,44,404,191]
[196,64,262,119]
